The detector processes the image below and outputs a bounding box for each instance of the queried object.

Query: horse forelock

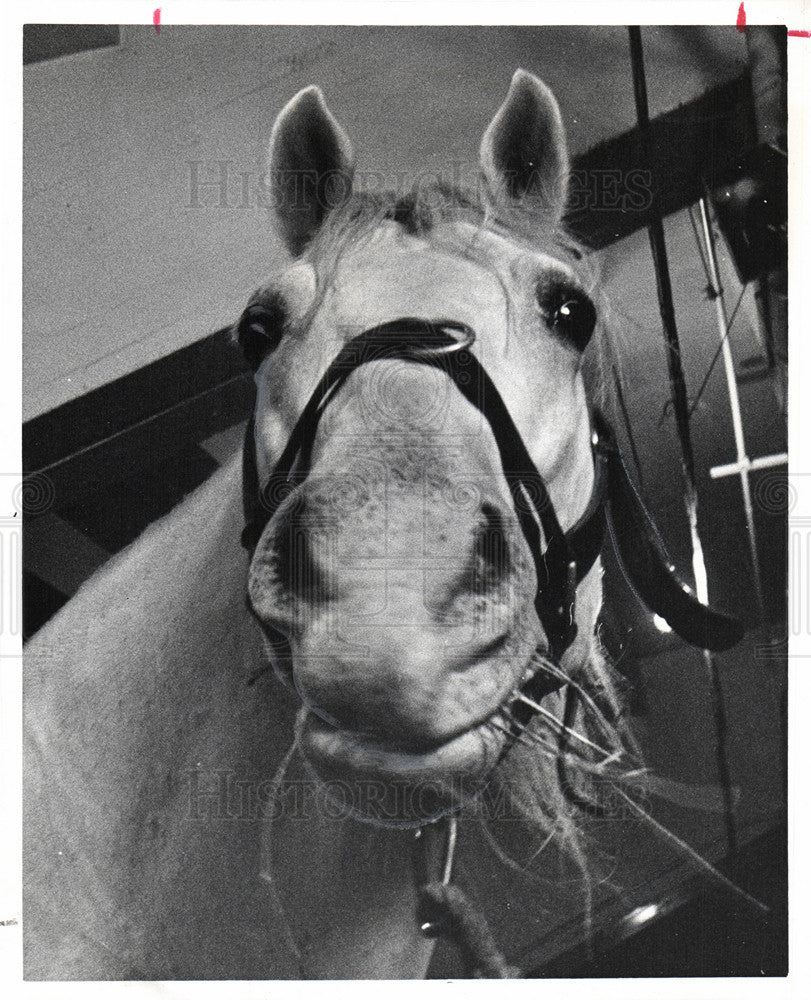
[293,181,620,411]
[304,181,581,269]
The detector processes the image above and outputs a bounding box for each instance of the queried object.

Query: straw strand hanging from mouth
[487,699,768,916]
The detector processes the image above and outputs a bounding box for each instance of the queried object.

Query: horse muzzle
[297,704,508,826]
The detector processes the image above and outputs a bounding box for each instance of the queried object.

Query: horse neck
[24,450,436,977]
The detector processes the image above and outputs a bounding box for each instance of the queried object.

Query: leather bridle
[241,316,743,703]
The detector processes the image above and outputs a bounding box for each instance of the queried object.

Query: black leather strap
[601,415,744,652]
[241,318,607,660]
[242,316,743,673]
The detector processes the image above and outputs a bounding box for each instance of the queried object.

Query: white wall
[23,24,748,419]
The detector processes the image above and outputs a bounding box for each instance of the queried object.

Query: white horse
[24,70,740,980]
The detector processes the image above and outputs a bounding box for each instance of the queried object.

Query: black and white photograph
[5,2,808,993]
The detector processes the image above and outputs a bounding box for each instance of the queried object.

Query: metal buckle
[402,319,476,359]
[413,816,459,937]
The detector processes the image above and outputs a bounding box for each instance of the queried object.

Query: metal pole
[628,27,697,491]
[628,26,712,612]
[628,28,738,855]
[697,197,767,619]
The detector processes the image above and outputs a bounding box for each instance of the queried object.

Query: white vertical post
[697,198,766,619]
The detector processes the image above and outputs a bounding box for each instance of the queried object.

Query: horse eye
[536,284,596,352]
[554,297,596,350]
[236,299,286,369]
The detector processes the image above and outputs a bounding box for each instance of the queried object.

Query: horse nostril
[269,495,335,604]
[471,502,512,590]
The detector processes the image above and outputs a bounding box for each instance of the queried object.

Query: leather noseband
[241,318,743,699]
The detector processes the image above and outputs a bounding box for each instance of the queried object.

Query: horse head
[238,71,739,827]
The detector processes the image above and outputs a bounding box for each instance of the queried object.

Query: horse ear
[268,86,355,256]
[479,69,569,223]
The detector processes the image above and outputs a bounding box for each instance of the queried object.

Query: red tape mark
[738,4,809,38]
[154,8,161,34]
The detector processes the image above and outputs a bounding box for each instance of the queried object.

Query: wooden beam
[566,71,757,249]
[23,25,120,65]
[24,326,250,475]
